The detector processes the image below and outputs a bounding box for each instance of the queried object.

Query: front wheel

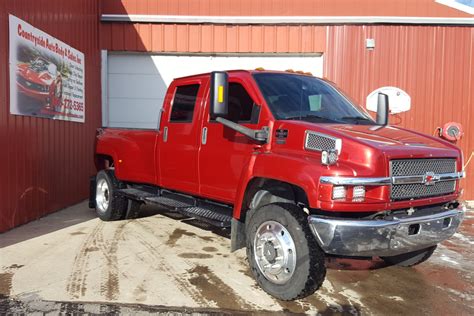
[381,245,437,267]
[246,203,326,300]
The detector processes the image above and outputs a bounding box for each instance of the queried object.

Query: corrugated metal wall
[101,24,327,53]
[101,0,472,17]
[0,0,101,233]
[324,25,474,200]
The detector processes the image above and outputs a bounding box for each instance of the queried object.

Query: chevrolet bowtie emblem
[423,172,440,186]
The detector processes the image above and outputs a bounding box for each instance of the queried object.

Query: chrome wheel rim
[96,178,110,213]
[253,220,296,284]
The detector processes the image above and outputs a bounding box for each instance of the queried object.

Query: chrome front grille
[390,158,457,201]
[391,181,456,201]
[391,159,456,176]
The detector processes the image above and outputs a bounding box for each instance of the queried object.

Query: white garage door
[105,53,323,129]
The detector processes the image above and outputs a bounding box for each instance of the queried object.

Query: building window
[170,84,200,122]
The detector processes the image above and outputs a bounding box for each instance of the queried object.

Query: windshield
[253,73,376,125]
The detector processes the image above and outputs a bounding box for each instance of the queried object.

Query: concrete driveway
[1,201,473,315]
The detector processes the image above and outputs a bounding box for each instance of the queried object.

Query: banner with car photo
[9,15,85,123]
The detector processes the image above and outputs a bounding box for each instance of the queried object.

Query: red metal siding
[101,23,327,53]
[324,25,474,200]
[0,0,101,233]
[101,0,472,17]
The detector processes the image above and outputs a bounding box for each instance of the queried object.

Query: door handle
[163,126,168,142]
[202,127,208,145]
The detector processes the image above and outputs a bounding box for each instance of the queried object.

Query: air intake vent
[305,131,342,153]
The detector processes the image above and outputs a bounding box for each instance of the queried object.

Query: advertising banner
[9,15,85,123]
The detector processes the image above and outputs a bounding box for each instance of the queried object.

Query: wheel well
[230,178,310,252]
[240,178,309,222]
[95,154,114,171]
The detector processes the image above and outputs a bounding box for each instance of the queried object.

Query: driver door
[198,77,265,203]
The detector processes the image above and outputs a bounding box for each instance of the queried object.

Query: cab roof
[173,69,315,81]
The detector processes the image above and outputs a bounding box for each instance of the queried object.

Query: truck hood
[277,120,460,158]
[331,124,451,150]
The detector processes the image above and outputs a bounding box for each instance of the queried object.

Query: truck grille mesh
[390,158,457,201]
[305,132,339,152]
[391,181,456,201]
[391,159,456,176]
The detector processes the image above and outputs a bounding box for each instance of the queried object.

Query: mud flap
[89,176,96,208]
[231,218,246,252]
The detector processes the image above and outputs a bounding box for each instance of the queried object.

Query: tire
[382,245,437,267]
[246,203,326,300]
[95,170,128,221]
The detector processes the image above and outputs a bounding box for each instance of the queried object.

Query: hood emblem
[423,172,440,186]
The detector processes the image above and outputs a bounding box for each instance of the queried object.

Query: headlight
[352,186,366,202]
[332,186,347,200]
[322,149,338,166]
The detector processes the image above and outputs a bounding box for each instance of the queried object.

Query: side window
[227,83,259,123]
[170,84,200,122]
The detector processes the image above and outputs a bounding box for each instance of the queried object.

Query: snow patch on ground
[445,288,473,301]
[339,288,368,315]
[439,254,460,265]
[452,233,474,245]
[387,295,404,302]
[322,279,336,294]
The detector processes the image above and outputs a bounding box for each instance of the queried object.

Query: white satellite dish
[366,87,411,114]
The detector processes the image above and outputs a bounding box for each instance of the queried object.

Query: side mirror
[376,93,389,126]
[210,71,229,118]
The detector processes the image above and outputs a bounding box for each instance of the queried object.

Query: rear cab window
[170,84,200,122]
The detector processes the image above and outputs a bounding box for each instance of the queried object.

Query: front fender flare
[233,152,321,219]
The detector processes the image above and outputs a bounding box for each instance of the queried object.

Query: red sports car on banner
[16,57,63,110]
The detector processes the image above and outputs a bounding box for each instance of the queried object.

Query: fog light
[352,185,366,202]
[332,186,346,200]
[322,149,338,166]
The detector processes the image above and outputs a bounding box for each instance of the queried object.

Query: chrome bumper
[308,204,465,257]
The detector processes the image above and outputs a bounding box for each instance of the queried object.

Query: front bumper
[308,204,465,257]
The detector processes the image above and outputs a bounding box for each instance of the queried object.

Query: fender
[95,135,120,174]
[95,129,158,184]
[233,151,321,219]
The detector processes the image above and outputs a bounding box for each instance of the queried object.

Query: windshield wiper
[340,116,373,124]
[284,114,335,121]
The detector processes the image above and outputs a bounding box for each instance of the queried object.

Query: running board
[117,188,233,228]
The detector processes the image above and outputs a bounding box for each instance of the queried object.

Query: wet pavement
[0,202,473,315]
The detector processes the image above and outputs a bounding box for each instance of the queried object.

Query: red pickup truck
[91,70,465,300]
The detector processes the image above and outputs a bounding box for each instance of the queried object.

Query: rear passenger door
[159,79,206,194]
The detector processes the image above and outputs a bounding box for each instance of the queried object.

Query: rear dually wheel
[95,170,128,221]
